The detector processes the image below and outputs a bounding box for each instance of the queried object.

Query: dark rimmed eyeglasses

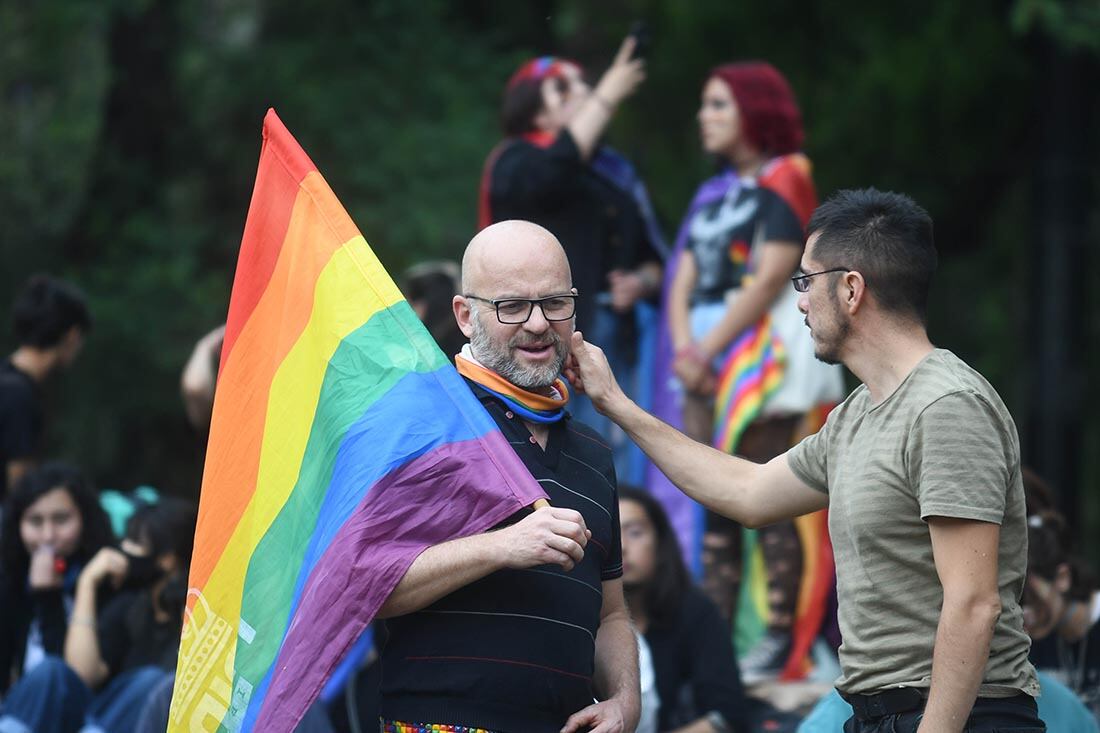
[791,268,850,293]
[464,293,578,324]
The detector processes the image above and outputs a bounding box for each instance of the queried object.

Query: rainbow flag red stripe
[168,110,545,731]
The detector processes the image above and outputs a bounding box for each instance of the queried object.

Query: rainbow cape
[168,110,546,732]
[733,406,836,680]
[711,155,837,680]
[712,314,787,454]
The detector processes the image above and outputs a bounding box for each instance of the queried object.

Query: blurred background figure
[479,35,667,481]
[1,275,92,497]
[619,485,749,733]
[653,60,843,684]
[180,324,225,436]
[400,260,466,358]
[0,462,114,697]
[1025,509,1100,721]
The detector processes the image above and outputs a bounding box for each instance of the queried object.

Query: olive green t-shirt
[788,349,1039,697]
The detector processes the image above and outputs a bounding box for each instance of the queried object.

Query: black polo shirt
[380,380,622,733]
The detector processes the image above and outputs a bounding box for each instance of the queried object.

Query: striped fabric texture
[787,349,1038,697]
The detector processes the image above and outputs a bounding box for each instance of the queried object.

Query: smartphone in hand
[628,20,651,61]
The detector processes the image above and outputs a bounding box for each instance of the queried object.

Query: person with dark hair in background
[0,497,200,733]
[479,35,666,481]
[618,485,748,733]
[570,188,1044,731]
[1,275,92,495]
[1025,510,1100,721]
[401,261,466,359]
[0,462,113,697]
[652,62,844,683]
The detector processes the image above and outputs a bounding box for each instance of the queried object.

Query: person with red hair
[651,61,844,684]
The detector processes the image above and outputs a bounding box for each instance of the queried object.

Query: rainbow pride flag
[168,109,546,732]
[711,315,786,454]
[732,405,836,681]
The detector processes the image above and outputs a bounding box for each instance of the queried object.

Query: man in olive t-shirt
[568,188,1043,732]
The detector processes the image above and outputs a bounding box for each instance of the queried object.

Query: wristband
[70,614,96,628]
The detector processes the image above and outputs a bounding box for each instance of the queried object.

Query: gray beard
[469,313,565,390]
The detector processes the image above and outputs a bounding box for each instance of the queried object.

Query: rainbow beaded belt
[381,720,498,733]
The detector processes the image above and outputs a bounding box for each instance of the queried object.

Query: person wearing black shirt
[1,274,91,495]
[479,36,665,481]
[619,486,747,733]
[377,221,639,733]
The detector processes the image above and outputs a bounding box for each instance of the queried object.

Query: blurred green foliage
[0,0,1096,546]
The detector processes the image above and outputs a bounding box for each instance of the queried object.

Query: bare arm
[64,548,129,688]
[562,578,640,733]
[697,243,800,361]
[377,506,589,618]
[180,324,225,431]
[567,37,645,160]
[566,334,827,528]
[918,517,1002,733]
[668,251,697,352]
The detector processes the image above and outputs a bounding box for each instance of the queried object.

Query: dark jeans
[843,694,1045,732]
[0,657,170,733]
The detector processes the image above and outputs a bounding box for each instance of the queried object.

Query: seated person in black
[0,462,114,697]
[619,486,748,733]
[0,496,200,733]
[65,497,198,690]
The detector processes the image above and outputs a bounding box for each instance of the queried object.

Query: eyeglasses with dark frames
[791,268,850,293]
[464,293,578,324]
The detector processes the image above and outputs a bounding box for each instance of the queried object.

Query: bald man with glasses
[375,220,639,733]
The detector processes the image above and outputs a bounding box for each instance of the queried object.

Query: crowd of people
[0,29,1097,733]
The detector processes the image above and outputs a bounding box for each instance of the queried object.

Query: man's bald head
[461,220,572,296]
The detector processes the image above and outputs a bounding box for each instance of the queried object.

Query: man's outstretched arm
[567,333,826,527]
[377,506,590,618]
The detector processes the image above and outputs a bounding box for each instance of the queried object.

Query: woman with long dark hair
[0,461,114,694]
[619,486,747,733]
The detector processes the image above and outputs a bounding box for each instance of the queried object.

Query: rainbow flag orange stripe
[168,110,545,732]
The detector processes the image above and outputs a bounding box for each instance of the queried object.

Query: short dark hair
[11,274,92,348]
[500,78,547,136]
[125,496,198,566]
[1,461,114,593]
[807,188,937,323]
[618,485,690,629]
